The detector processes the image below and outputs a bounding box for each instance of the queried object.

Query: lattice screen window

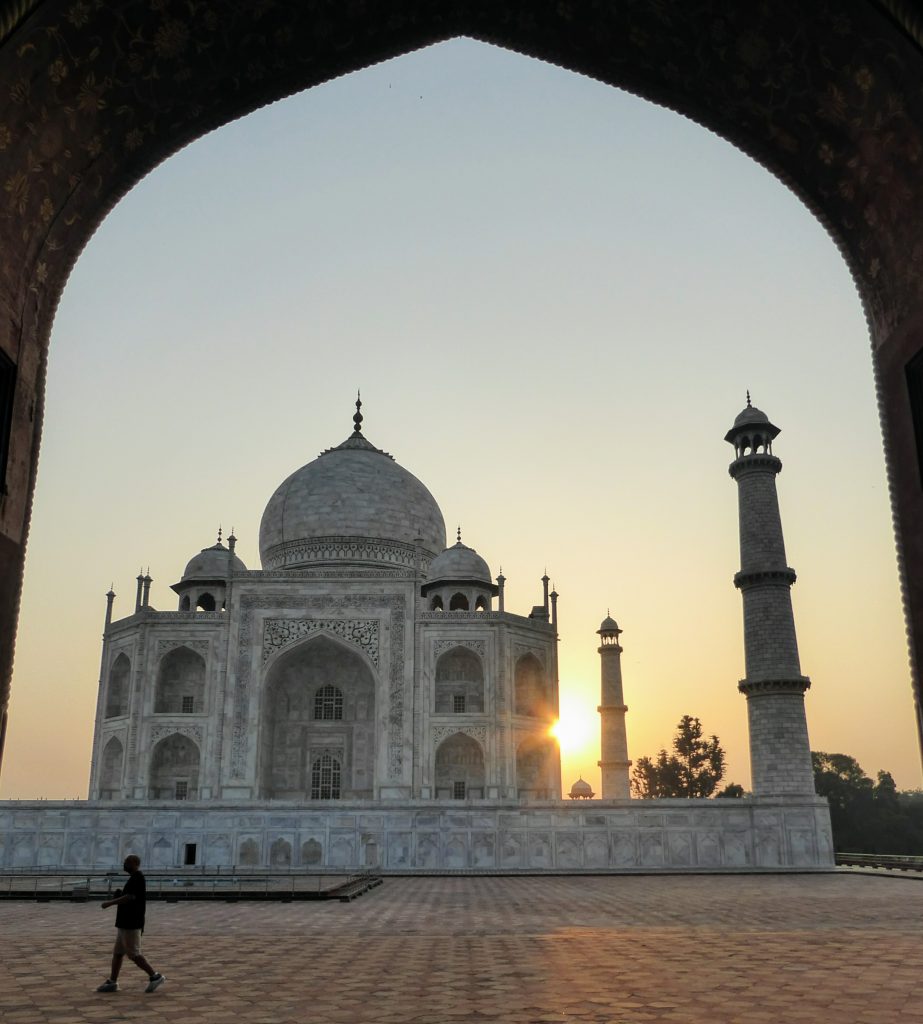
[313,684,344,720]
[311,753,342,799]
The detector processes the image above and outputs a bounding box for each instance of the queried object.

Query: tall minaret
[597,614,631,799]
[725,396,815,796]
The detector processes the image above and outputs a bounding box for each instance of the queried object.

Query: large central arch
[1,1,923,772]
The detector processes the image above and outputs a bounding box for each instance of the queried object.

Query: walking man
[96,854,166,993]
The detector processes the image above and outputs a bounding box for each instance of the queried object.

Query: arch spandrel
[2,1,923,766]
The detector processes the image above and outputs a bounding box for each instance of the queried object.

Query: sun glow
[550,693,595,755]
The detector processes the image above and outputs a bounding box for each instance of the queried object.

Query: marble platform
[0,796,834,872]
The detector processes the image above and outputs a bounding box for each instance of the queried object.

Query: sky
[0,38,918,799]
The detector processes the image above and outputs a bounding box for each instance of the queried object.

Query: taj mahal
[0,398,834,872]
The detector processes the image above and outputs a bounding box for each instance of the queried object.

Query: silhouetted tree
[811,752,923,853]
[631,716,726,798]
[716,782,746,798]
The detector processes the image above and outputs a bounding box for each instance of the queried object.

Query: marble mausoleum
[0,399,834,872]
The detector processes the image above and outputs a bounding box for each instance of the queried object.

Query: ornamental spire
[353,389,363,435]
[746,389,752,408]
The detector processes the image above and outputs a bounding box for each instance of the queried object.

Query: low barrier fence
[835,852,923,872]
[0,867,382,901]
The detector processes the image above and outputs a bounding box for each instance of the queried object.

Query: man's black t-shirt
[114,870,146,930]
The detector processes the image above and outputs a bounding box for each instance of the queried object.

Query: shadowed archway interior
[0,0,922,773]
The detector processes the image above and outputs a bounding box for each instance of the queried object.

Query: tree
[631,715,726,798]
[716,782,745,798]
[811,752,923,854]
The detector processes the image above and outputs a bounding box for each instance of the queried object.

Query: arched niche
[149,732,201,800]
[435,646,484,714]
[260,635,376,800]
[155,646,206,714]
[516,735,557,800]
[104,653,131,719]
[99,736,124,800]
[434,732,485,800]
[514,654,551,719]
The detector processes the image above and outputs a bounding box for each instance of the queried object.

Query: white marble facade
[88,408,561,810]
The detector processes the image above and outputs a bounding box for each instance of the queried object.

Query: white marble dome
[259,431,446,570]
[182,540,247,580]
[427,537,492,585]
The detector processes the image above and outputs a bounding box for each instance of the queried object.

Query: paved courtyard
[0,872,921,1023]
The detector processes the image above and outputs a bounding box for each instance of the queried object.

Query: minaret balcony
[728,453,782,478]
[733,567,797,589]
[738,677,811,695]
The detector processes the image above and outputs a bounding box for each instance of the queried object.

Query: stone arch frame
[1,4,923,770]
[259,631,378,800]
[99,735,124,800]
[514,652,551,719]
[154,645,207,715]
[515,733,558,800]
[434,731,486,799]
[434,645,485,714]
[104,652,131,719]
[148,731,201,800]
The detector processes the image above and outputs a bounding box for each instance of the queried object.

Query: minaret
[725,396,815,796]
[597,614,631,799]
[104,585,116,629]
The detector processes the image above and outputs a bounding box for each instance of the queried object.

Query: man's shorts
[113,929,143,957]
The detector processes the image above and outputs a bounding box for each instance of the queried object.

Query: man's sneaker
[145,973,166,993]
[96,979,119,993]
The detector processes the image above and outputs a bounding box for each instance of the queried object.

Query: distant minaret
[725,396,815,796]
[597,614,631,799]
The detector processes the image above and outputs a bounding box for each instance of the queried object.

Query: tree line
[630,717,923,853]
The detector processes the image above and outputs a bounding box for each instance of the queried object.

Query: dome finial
[456,525,462,544]
[217,525,222,544]
[353,389,363,435]
[746,389,752,408]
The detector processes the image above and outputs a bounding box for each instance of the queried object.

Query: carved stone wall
[433,639,485,660]
[263,618,379,666]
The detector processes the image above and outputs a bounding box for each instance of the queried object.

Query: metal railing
[836,852,923,872]
[0,867,382,901]
[152,699,205,714]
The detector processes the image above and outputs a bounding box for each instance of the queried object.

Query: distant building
[568,777,595,799]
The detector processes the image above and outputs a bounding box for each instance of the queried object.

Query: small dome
[181,541,247,581]
[427,538,492,585]
[733,404,770,428]
[725,395,781,446]
[599,615,620,633]
[569,777,595,799]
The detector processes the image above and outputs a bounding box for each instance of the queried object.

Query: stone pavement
[0,872,921,1023]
